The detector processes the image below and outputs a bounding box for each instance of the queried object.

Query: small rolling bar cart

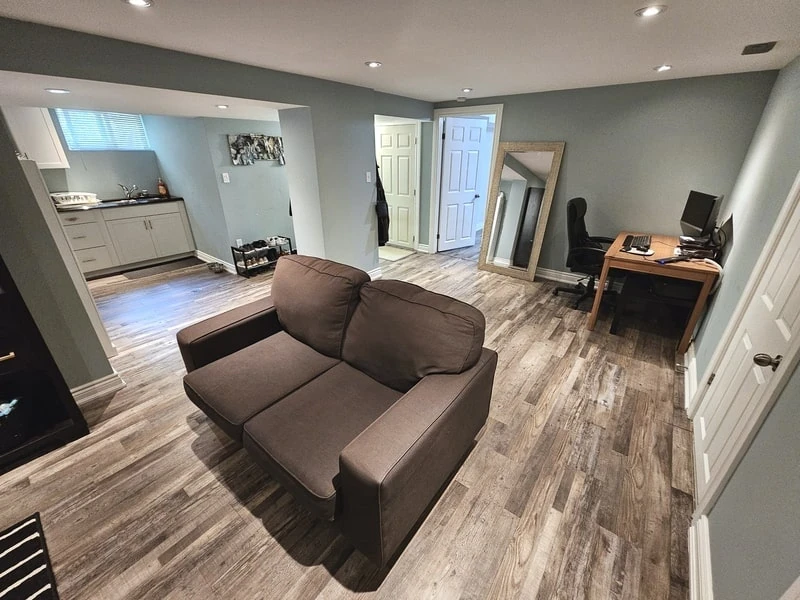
[231,236,295,278]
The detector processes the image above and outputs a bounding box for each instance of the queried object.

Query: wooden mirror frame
[478,141,565,281]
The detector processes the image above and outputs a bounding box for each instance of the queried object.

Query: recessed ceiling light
[654,64,672,72]
[365,61,383,68]
[462,88,473,93]
[45,88,70,94]
[635,5,666,17]
[123,0,153,7]
[216,104,229,109]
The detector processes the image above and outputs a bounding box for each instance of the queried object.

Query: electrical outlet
[236,238,243,247]
[365,171,372,183]
[222,172,231,184]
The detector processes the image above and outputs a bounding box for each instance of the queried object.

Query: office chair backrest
[565,197,601,269]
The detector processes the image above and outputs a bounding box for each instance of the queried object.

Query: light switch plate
[365,171,372,183]
[222,172,231,183]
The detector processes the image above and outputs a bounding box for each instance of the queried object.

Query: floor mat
[122,257,204,280]
[378,246,414,262]
[0,513,59,599]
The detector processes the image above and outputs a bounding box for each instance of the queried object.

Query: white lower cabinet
[149,213,193,257]
[106,217,159,264]
[59,200,195,275]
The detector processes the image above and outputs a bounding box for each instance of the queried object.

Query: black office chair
[553,197,616,309]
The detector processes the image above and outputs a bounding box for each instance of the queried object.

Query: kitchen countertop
[56,196,184,212]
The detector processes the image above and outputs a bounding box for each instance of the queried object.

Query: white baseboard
[416,243,431,254]
[689,516,714,600]
[684,342,699,414]
[535,267,583,285]
[71,371,126,405]
[368,267,383,280]
[493,258,511,268]
[195,250,236,274]
[780,573,800,600]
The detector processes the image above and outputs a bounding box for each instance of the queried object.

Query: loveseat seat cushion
[183,331,339,441]
[342,280,486,392]
[270,255,370,358]
[242,362,402,519]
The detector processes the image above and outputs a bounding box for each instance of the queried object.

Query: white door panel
[693,172,800,513]
[437,117,488,251]
[376,124,416,249]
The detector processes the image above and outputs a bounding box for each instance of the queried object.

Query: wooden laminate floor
[0,253,694,599]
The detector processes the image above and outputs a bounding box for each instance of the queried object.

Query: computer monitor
[680,190,722,237]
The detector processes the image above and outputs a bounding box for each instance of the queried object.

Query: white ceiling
[509,151,555,180]
[0,71,297,120]
[1,0,798,102]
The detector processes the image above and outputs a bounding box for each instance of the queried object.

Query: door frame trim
[430,104,504,253]
[375,118,423,251]
[690,167,800,517]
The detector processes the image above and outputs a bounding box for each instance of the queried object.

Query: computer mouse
[635,245,648,252]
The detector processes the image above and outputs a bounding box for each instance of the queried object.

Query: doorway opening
[429,104,503,262]
[374,115,425,264]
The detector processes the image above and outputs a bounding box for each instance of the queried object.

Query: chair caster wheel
[553,290,559,296]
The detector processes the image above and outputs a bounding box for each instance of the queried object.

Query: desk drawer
[75,246,114,273]
[59,211,98,226]
[64,222,106,250]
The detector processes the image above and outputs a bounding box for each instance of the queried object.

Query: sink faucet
[118,184,148,199]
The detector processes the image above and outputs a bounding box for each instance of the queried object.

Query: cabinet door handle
[72,235,87,240]
[0,351,16,363]
[148,219,153,229]
[144,220,149,231]
[66,217,79,222]
[82,258,97,263]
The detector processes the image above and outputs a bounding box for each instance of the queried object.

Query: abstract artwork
[228,134,285,166]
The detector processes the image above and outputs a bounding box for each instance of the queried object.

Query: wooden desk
[586,232,719,354]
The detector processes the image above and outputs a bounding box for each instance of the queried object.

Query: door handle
[0,351,16,363]
[753,353,783,371]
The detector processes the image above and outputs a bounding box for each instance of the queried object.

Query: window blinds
[54,108,150,151]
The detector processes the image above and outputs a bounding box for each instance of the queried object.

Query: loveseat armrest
[176,296,282,372]
[338,348,498,565]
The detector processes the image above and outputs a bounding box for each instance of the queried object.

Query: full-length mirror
[478,142,565,281]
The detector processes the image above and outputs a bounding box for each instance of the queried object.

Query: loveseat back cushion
[271,255,370,358]
[342,280,486,392]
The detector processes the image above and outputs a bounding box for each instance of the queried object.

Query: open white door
[693,169,800,514]
[437,117,488,252]
[375,124,416,248]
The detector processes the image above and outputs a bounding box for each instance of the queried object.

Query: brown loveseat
[176,255,498,565]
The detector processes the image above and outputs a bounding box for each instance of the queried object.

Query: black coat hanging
[375,162,390,246]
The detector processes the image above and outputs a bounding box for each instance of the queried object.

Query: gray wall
[708,361,800,600]
[702,56,800,600]
[0,17,433,274]
[694,56,800,376]
[41,108,160,200]
[202,117,294,246]
[437,72,776,274]
[143,115,230,261]
[0,118,112,388]
[418,121,434,246]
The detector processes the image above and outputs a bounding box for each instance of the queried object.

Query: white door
[376,124,416,248]
[150,213,192,257]
[693,171,800,513]
[106,217,158,264]
[437,117,488,252]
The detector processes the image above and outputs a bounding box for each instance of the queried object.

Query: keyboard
[623,234,651,249]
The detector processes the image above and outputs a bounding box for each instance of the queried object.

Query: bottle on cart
[157,177,170,198]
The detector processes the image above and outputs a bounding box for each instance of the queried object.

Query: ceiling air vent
[742,41,777,55]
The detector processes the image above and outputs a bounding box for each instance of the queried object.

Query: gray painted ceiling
[0,0,798,102]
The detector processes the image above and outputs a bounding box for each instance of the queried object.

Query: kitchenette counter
[56,196,184,212]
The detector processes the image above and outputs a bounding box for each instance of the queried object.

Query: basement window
[54,108,150,151]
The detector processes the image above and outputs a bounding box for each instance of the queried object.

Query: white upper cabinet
[1,106,70,169]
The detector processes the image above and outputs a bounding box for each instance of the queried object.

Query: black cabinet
[0,256,88,473]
